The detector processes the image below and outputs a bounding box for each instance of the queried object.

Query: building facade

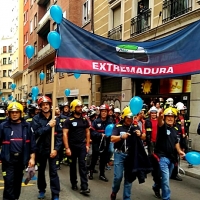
[24,0,92,106]
[10,0,24,100]
[93,0,200,150]
[0,37,13,99]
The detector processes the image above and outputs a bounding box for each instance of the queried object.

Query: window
[3,70,7,77]
[35,72,38,84]
[26,32,28,43]
[3,82,6,89]
[3,58,6,65]
[57,97,64,105]
[81,96,89,107]
[8,46,12,53]
[8,70,12,77]
[83,0,90,24]
[34,42,37,56]
[30,19,33,33]
[8,82,12,88]
[63,11,66,19]
[8,57,12,64]
[46,63,54,83]
[24,34,26,44]
[113,5,121,28]
[30,75,32,86]
[3,46,7,53]
[34,13,37,29]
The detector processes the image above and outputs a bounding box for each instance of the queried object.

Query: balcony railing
[162,0,192,23]
[130,8,151,37]
[38,43,51,58]
[108,25,122,40]
[37,10,51,33]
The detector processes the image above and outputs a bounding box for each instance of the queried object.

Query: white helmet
[82,106,89,113]
[166,98,174,106]
[177,104,187,112]
[114,108,121,113]
[175,102,184,108]
[149,106,158,113]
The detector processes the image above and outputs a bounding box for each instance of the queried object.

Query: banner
[56,18,200,78]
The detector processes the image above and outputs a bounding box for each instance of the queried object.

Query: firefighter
[32,96,62,200]
[19,99,28,116]
[59,101,71,117]
[89,104,113,182]
[0,102,36,200]
[63,99,90,194]
[0,102,7,124]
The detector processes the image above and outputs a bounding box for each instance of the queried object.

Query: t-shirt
[154,123,178,161]
[151,119,158,142]
[63,116,89,146]
[112,123,140,151]
[10,123,23,153]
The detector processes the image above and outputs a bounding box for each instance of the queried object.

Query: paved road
[0,163,200,200]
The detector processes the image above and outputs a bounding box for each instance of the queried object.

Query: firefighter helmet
[7,102,23,113]
[70,99,82,112]
[121,106,133,119]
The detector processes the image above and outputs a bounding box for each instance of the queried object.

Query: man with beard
[0,102,36,200]
[32,96,62,200]
[63,99,90,194]
[89,104,113,182]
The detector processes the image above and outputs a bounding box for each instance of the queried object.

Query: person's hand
[86,146,89,153]
[178,150,185,158]
[121,132,130,139]
[49,120,56,127]
[66,148,71,156]
[28,158,35,167]
[158,110,163,119]
[135,130,141,137]
[50,150,57,158]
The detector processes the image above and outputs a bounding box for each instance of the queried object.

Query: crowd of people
[0,96,192,200]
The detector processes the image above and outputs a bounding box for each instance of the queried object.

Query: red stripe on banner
[55,57,200,77]
[26,140,30,143]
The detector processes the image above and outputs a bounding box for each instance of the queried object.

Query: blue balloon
[11,83,16,90]
[39,72,45,80]
[74,73,81,79]
[129,96,143,115]
[1,97,5,101]
[8,95,13,101]
[47,31,61,49]
[105,124,115,137]
[64,89,70,97]
[31,86,39,97]
[27,100,31,105]
[185,151,200,165]
[50,5,63,24]
[32,95,37,101]
[25,45,34,59]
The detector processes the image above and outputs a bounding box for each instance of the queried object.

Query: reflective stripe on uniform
[2,171,6,176]
[146,128,152,131]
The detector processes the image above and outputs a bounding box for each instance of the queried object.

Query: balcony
[108,0,116,4]
[1,88,12,93]
[108,25,122,40]
[37,10,51,34]
[37,0,49,6]
[38,43,51,58]
[130,8,151,37]
[162,0,192,23]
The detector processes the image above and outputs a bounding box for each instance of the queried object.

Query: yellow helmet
[7,102,23,113]
[70,99,82,112]
[163,107,177,116]
[121,106,133,119]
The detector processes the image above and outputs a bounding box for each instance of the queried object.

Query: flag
[56,18,200,78]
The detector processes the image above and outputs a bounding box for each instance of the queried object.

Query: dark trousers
[90,142,109,176]
[37,151,60,198]
[70,145,88,190]
[2,155,25,200]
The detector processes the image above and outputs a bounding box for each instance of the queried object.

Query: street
[0,163,199,200]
